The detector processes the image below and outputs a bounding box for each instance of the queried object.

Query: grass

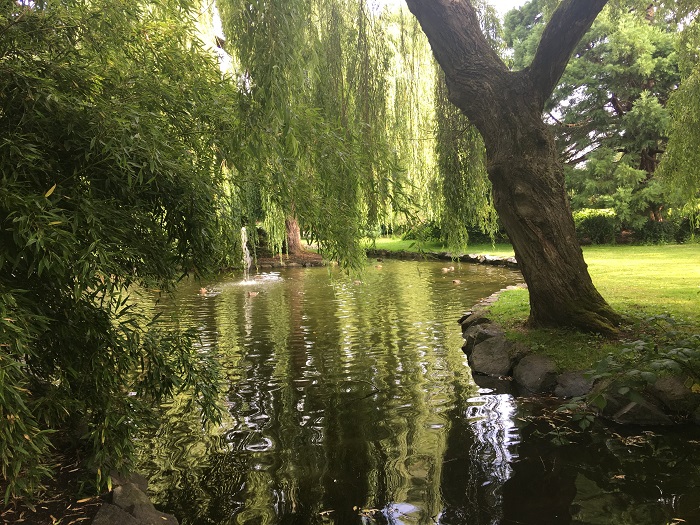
[371,237,700,371]
[365,236,516,258]
[491,243,700,370]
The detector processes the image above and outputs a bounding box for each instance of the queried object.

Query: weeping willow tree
[657,6,700,228]
[381,3,499,252]
[216,0,402,267]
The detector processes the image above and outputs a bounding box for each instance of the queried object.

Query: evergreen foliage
[505,1,699,236]
[658,8,700,226]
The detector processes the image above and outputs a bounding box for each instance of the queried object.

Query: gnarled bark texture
[405,0,621,333]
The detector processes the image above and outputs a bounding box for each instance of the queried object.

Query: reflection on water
[464,393,519,525]
[137,260,700,525]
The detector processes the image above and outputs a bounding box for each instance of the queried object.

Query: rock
[112,482,178,525]
[92,503,141,525]
[459,254,478,263]
[110,471,148,493]
[457,311,473,325]
[462,322,503,355]
[112,482,154,514]
[504,256,519,268]
[459,310,491,333]
[611,400,673,426]
[555,371,594,398]
[648,375,700,414]
[513,354,558,394]
[469,336,514,377]
[509,341,530,362]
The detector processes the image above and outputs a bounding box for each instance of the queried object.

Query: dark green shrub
[637,218,681,244]
[573,209,619,244]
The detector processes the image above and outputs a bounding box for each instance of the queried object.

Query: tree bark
[405,0,621,333]
[285,215,305,255]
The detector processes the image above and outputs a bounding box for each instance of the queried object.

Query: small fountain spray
[241,226,253,282]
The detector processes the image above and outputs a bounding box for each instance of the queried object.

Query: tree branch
[403,0,510,123]
[529,0,608,108]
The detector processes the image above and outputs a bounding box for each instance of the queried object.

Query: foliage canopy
[0,0,235,499]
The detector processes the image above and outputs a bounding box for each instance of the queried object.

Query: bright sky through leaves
[371,0,526,17]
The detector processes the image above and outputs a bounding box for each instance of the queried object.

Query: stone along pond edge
[368,248,700,428]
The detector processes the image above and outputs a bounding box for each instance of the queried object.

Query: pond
[138,260,700,525]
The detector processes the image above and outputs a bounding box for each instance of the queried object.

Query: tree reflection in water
[136,262,700,525]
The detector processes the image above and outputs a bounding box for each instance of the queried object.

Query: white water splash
[241,226,253,281]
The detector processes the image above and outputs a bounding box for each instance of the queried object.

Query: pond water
[138,260,700,525]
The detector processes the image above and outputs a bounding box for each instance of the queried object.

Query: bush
[0,0,232,501]
[637,219,680,244]
[573,209,619,244]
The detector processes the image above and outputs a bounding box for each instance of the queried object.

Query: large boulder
[611,399,673,426]
[112,482,178,525]
[648,375,700,415]
[459,311,491,332]
[469,336,514,377]
[554,371,594,398]
[110,471,148,493]
[596,386,674,426]
[513,355,558,394]
[462,323,504,356]
[92,504,141,525]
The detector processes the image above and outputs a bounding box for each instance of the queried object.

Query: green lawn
[366,236,516,257]
[584,244,700,323]
[369,237,700,371]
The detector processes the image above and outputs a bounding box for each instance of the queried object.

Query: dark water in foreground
[138,260,700,525]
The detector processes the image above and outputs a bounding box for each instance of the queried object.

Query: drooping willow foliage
[216,0,498,266]
[434,69,498,252]
[216,0,404,268]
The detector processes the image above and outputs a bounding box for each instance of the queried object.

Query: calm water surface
[138,260,700,525]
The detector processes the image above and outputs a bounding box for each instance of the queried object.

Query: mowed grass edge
[369,238,700,371]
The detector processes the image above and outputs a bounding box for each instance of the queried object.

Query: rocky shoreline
[366,248,520,269]
[459,287,700,427]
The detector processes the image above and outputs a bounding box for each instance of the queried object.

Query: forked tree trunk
[405,0,621,333]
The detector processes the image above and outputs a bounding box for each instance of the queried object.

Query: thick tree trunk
[405,0,621,333]
[486,110,621,332]
[285,215,304,255]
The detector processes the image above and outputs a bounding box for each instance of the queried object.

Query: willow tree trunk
[405,0,621,333]
[285,215,304,255]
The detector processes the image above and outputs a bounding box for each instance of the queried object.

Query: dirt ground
[1,455,103,525]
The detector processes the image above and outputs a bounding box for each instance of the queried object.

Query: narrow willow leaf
[44,184,57,198]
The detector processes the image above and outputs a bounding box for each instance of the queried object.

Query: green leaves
[1,0,230,500]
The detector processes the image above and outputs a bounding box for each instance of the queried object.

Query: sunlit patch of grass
[488,244,700,371]
[583,244,700,325]
[366,236,515,258]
